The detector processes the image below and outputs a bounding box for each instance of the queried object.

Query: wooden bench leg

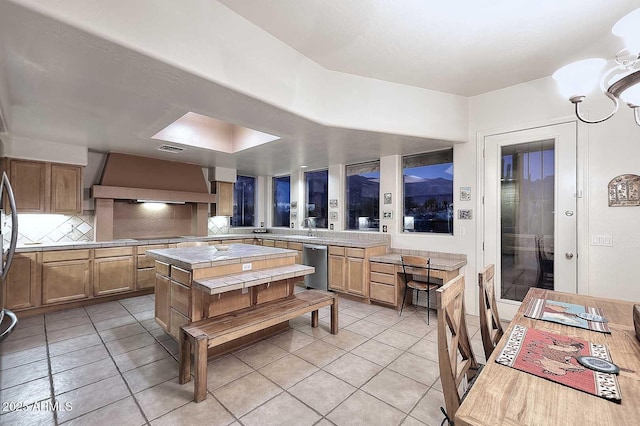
[311,310,319,328]
[194,334,208,402]
[179,331,192,384]
[330,296,339,335]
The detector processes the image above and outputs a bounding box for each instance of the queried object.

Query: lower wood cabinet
[3,253,39,310]
[93,255,135,296]
[328,251,346,292]
[346,256,366,296]
[42,258,91,304]
[155,274,170,330]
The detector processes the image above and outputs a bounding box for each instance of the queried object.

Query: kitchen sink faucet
[301,217,316,237]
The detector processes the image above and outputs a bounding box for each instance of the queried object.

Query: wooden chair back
[436,275,480,421]
[176,241,209,248]
[478,264,504,359]
[633,304,640,342]
[401,255,431,286]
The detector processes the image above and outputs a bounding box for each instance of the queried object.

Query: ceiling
[219,0,639,96]
[0,1,637,175]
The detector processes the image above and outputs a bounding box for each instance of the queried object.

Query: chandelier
[552,8,640,126]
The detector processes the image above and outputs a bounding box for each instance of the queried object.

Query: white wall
[3,136,88,165]
[469,76,640,303]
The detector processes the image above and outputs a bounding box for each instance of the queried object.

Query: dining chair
[437,275,482,425]
[633,304,640,342]
[535,235,554,289]
[400,255,440,323]
[176,241,209,248]
[478,264,504,359]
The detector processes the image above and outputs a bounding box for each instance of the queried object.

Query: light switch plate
[242,263,252,271]
[591,235,613,246]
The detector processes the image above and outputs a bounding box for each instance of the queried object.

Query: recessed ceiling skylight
[152,112,280,153]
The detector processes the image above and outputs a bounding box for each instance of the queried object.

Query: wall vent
[156,144,184,153]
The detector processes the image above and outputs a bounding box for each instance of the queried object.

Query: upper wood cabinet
[3,158,83,214]
[211,181,233,216]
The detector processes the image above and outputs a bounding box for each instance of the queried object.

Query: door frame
[476,116,590,319]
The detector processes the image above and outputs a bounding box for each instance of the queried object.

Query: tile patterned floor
[0,291,505,426]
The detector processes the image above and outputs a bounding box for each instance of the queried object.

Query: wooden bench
[179,289,338,402]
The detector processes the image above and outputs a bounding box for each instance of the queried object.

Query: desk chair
[437,275,482,425]
[400,255,440,323]
[478,264,504,359]
[535,235,554,289]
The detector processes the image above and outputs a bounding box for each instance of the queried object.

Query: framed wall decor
[608,174,640,206]
[384,193,392,204]
[460,187,471,201]
[458,209,473,220]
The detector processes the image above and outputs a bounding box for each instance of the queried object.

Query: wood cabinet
[50,164,83,214]
[3,253,40,310]
[346,256,366,296]
[369,262,399,306]
[42,250,91,304]
[328,247,346,292]
[211,181,233,216]
[3,158,82,214]
[155,273,170,330]
[93,247,135,296]
[137,244,167,290]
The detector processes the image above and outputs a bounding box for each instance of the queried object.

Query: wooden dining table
[455,288,640,426]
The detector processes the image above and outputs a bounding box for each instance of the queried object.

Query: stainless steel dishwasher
[303,244,328,291]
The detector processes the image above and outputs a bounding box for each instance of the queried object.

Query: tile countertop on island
[369,253,467,271]
[15,233,389,252]
[145,243,297,270]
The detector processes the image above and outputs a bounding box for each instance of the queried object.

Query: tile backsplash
[208,216,230,235]
[5,213,95,245]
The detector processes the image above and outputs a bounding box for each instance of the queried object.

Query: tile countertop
[369,253,467,271]
[146,244,297,270]
[15,233,388,253]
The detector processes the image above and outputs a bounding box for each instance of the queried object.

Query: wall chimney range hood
[92,153,216,241]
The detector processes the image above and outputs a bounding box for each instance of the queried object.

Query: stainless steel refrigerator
[0,172,18,342]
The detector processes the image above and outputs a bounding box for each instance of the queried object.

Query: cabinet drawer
[243,238,256,244]
[370,262,396,274]
[346,248,365,258]
[370,282,396,305]
[95,247,133,258]
[329,246,345,256]
[262,240,275,247]
[42,249,90,262]
[137,244,167,255]
[225,239,243,244]
[170,266,191,287]
[170,281,190,317]
[137,268,156,289]
[208,241,222,246]
[155,261,170,276]
[288,242,302,251]
[169,308,190,340]
[137,254,156,269]
[370,272,395,285]
[275,241,288,249]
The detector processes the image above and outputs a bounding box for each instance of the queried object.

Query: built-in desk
[147,244,315,356]
[368,253,466,309]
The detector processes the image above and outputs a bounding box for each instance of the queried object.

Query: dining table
[455,287,640,426]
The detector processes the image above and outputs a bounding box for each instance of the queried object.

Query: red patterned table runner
[495,325,621,402]
[524,298,611,333]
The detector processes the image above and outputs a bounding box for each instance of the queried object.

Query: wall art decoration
[329,199,338,208]
[608,174,640,207]
[384,193,392,204]
[458,209,473,220]
[460,187,471,201]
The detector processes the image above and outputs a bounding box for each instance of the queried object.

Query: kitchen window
[305,169,328,229]
[232,175,255,227]
[346,161,380,230]
[273,175,290,227]
[403,149,454,234]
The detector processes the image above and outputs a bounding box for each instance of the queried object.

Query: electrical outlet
[383,225,388,232]
[242,263,252,271]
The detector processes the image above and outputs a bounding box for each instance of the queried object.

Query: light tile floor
[0,291,507,426]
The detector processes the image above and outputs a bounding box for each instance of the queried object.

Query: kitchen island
[146,243,315,356]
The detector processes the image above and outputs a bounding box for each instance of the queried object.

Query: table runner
[496,324,621,402]
[524,298,611,333]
